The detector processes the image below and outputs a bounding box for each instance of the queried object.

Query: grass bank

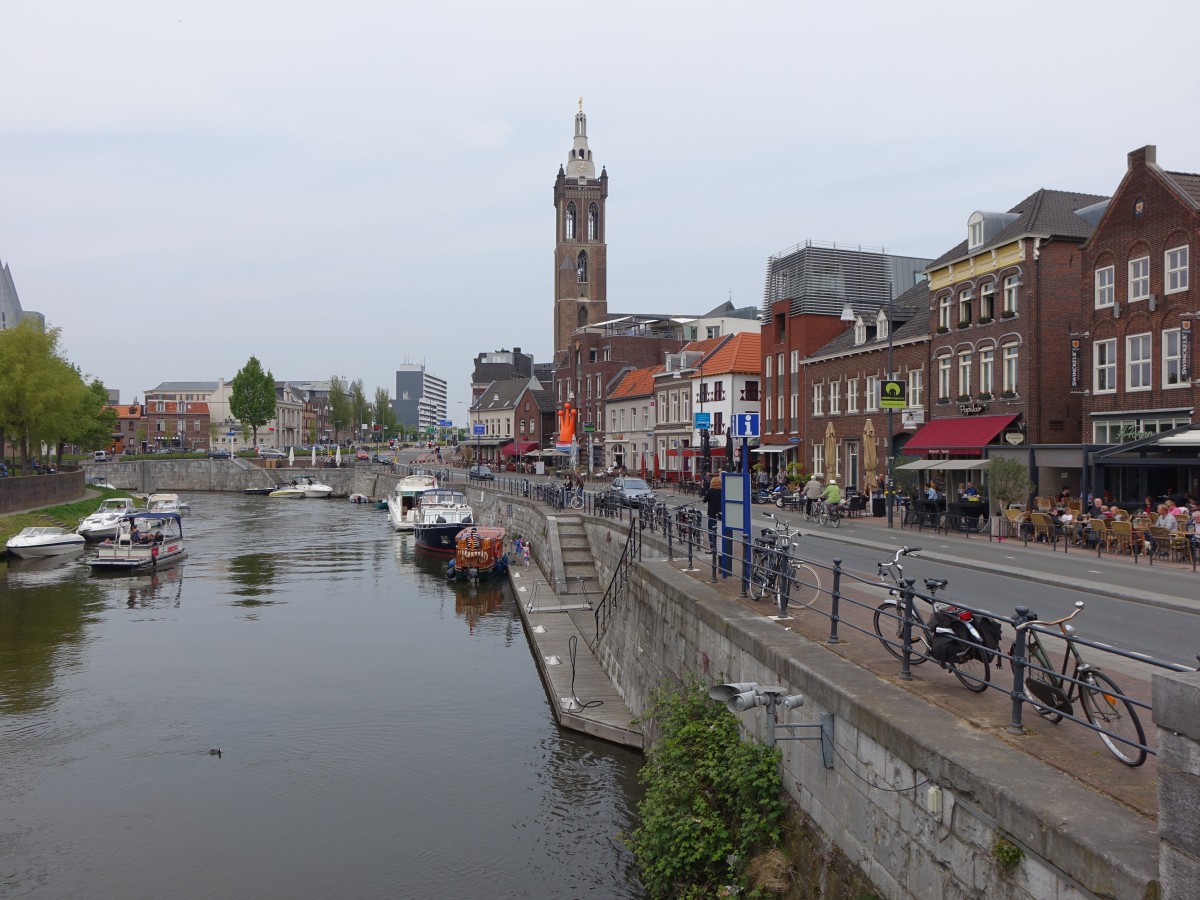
[0,488,138,550]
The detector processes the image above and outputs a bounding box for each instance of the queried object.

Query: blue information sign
[473,424,485,436]
[733,413,760,438]
[693,412,711,429]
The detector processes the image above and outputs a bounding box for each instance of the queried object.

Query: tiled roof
[803,281,931,362]
[927,188,1110,271]
[528,389,554,411]
[682,336,727,356]
[609,365,663,400]
[699,331,761,375]
[1165,170,1200,206]
[471,378,534,411]
[147,381,219,392]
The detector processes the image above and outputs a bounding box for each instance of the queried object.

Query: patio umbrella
[311,445,316,468]
[335,446,341,467]
[862,420,877,480]
[288,447,295,468]
[823,422,837,483]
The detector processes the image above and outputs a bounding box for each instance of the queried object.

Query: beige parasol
[862,420,877,481]
[823,422,837,483]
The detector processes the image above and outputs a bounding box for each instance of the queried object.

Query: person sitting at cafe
[961,481,979,499]
[1154,504,1179,532]
[1058,487,1072,503]
[925,481,940,501]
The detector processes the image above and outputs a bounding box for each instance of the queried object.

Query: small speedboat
[269,476,333,499]
[77,497,139,541]
[147,493,190,514]
[6,526,86,558]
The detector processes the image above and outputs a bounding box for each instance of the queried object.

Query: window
[853,318,866,344]
[812,383,824,416]
[937,356,951,400]
[907,369,923,408]
[979,348,994,396]
[1094,338,1117,393]
[1003,274,1020,315]
[576,250,588,283]
[1002,344,1019,393]
[789,392,798,428]
[938,295,951,330]
[957,351,972,397]
[1166,246,1189,294]
[968,213,984,250]
[776,392,783,432]
[1126,333,1151,390]
[1164,329,1184,387]
[706,325,721,339]
[713,412,724,433]
[958,289,972,326]
[813,443,824,478]
[1128,256,1149,301]
[764,355,772,378]
[866,375,879,411]
[846,378,859,413]
[587,203,598,241]
[669,392,678,423]
[712,380,725,402]
[876,310,889,341]
[564,203,576,241]
[979,283,995,320]
[742,380,760,402]
[829,381,841,415]
[1095,265,1114,308]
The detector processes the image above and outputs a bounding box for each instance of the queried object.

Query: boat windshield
[421,489,466,505]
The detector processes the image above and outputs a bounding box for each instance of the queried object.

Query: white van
[93,450,110,463]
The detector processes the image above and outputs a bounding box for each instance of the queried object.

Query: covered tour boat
[88,511,187,573]
[444,526,508,580]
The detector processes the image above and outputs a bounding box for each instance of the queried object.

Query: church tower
[553,101,608,359]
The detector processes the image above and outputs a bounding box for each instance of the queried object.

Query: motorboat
[77,497,139,541]
[412,488,474,553]
[88,511,187,573]
[147,493,190,514]
[445,526,508,581]
[6,526,86,558]
[89,476,118,490]
[269,476,333,500]
[386,471,439,531]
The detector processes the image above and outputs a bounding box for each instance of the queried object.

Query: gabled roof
[927,188,1110,271]
[147,381,220,393]
[609,365,663,400]
[802,281,932,363]
[527,389,554,411]
[1166,170,1200,206]
[471,377,535,412]
[698,331,761,375]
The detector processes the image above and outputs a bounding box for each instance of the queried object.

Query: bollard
[899,578,916,682]
[827,559,842,644]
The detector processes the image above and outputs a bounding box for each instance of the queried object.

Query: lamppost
[886,287,896,529]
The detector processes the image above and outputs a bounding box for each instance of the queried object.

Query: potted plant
[978,392,993,401]
[1000,389,1017,399]
[978,316,993,325]
[936,326,949,334]
[957,320,971,329]
[1001,309,1016,319]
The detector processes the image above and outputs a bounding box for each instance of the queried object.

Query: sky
[3,1,1199,419]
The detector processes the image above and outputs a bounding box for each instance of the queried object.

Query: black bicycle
[748,513,821,615]
[872,547,991,692]
[1015,602,1147,767]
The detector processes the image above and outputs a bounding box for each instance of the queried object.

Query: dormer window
[875,310,888,341]
[968,212,985,250]
[853,317,866,345]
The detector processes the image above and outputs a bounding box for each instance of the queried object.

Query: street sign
[437,419,450,427]
[881,380,907,409]
[473,424,485,436]
[788,437,801,444]
[583,422,596,433]
[733,413,760,438]
[693,412,711,429]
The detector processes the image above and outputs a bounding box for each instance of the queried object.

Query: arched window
[564,203,576,241]
[588,203,598,241]
[576,251,588,283]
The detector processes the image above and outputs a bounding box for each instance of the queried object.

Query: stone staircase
[554,515,602,606]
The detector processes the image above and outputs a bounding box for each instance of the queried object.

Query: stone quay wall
[0,469,85,514]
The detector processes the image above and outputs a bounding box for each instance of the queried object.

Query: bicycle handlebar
[1016,600,1085,632]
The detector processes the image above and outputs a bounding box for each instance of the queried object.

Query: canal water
[0,493,645,898]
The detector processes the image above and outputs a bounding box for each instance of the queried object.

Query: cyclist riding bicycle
[802,474,823,518]
[821,478,842,508]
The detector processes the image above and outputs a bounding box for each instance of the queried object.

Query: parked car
[611,476,655,506]
[92,450,110,463]
[356,449,370,461]
[207,448,231,459]
[257,447,287,460]
[372,453,395,464]
[468,465,495,481]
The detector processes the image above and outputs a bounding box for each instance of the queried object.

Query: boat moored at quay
[412,488,474,553]
[88,511,187,573]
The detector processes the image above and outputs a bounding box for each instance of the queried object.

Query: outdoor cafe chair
[1029,512,1058,545]
[1108,519,1135,555]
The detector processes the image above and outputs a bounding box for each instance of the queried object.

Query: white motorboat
[412,488,475,553]
[386,472,439,531]
[269,476,333,499]
[147,493,190,514]
[6,526,86,558]
[88,512,187,572]
[77,497,139,541]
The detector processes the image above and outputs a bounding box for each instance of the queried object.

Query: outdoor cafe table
[948,498,987,532]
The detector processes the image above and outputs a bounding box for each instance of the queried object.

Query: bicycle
[1015,601,1147,767]
[872,547,991,692]
[748,513,821,615]
[568,488,584,510]
[816,498,843,528]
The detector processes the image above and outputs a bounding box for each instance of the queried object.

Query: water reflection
[229,552,279,602]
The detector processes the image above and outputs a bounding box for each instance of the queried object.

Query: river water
[0,493,645,898]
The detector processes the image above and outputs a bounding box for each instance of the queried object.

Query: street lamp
[886,287,896,529]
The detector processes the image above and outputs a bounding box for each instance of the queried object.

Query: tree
[60,377,117,461]
[986,457,1034,516]
[229,356,276,448]
[350,379,368,443]
[0,321,86,472]
[373,387,397,440]
[327,376,350,444]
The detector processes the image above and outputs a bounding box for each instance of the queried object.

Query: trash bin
[872,491,886,517]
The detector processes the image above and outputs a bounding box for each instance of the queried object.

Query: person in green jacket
[821,478,842,506]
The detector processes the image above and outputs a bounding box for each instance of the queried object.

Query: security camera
[780,694,806,710]
[728,690,769,713]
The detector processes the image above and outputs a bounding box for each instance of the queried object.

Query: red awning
[665,448,701,457]
[500,441,540,457]
[902,414,1019,457]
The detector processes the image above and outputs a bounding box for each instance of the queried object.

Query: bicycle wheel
[749,564,770,600]
[1025,642,1066,722]
[787,563,822,609]
[571,494,584,510]
[817,507,829,527]
[872,602,929,665]
[1079,670,1147,767]
[951,648,990,693]
[829,508,842,528]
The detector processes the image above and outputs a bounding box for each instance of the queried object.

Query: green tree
[986,457,1034,515]
[60,377,117,461]
[373,387,396,440]
[327,376,350,444]
[229,356,277,449]
[0,321,85,472]
[350,379,368,443]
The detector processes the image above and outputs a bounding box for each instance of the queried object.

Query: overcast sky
[3,1,1198,417]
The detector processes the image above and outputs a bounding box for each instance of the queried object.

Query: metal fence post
[1008,605,1030,734]
[899,578,917,682]
[828,558,842,644]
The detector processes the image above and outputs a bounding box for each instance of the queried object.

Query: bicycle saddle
[923,577,948,590]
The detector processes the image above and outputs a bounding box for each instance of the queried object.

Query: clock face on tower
[573,160,587,175]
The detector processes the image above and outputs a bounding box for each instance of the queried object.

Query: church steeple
[552,102,608,359]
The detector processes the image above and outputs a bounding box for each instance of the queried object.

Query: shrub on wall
[627,678,785,898]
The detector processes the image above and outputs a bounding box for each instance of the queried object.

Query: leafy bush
[629,679,784,898]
